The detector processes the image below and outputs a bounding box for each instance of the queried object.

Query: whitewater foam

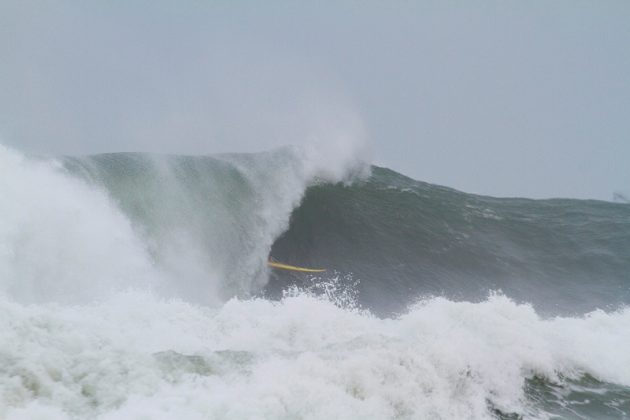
[0,146,159,304]
[1,292,628,419]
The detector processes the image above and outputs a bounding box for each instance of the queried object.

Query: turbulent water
[1,145,629,419]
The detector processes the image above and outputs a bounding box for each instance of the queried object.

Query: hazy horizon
[1,1,629,200]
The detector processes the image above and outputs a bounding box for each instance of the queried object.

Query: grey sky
[1,1,629,200]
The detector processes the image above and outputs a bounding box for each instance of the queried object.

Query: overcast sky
[1,1,629,200]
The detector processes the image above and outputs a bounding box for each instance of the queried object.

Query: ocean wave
[1,291,628,419]
[1,145,629,418]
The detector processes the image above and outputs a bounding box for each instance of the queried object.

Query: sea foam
[1,292,629,419]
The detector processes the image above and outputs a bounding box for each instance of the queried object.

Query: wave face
[271,167,630,316]
[59,148,368,304]
[1,146,629,419]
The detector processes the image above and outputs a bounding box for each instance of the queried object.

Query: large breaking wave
[1,144,369,305]
[1,145,629,419]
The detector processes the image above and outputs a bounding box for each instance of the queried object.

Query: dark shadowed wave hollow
[269,167,630,316]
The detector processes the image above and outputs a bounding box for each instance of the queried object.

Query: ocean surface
[1,145,629,419]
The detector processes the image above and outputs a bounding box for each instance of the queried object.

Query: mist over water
[2,2,628,417]
[0,146,159,303]
[1,137,369,305]
[1,143,629,419]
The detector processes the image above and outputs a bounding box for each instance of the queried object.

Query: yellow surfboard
[267,261,326,273]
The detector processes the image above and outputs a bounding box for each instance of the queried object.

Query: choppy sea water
[1,146,629,419]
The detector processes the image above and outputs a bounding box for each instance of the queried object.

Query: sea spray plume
[211,131,371,297]
[296,116,372,184]
[281,272,362,311]
[0,145,160,303]
[0,132,370,306]
[219,116,371,293]
[60,132,371,304]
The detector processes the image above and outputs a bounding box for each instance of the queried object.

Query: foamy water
[2,292,629,419]
[1,145,629,419]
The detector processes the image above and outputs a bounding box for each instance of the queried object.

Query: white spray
[0,145,160,303]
